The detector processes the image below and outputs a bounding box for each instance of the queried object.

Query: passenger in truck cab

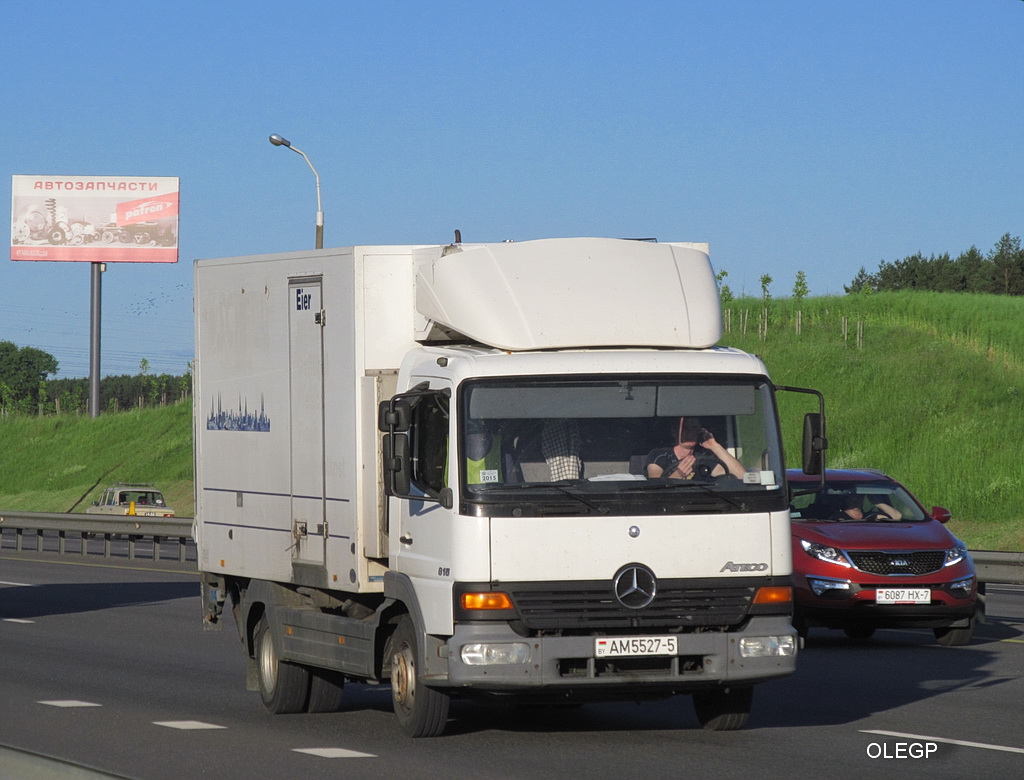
[645,416,745,481]
[464,420,504,485]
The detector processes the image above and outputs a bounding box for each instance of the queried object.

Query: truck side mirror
[378,399,412,433]
[802,412,827,475]
[383,432,412,496]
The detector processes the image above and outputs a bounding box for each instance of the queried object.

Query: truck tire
[693,686,753,731]
[255,615,310,714]
[388,616,450,737]
[307,668,346,713]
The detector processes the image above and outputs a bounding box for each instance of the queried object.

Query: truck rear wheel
[307,669,346,713]
[693,686,753,731]
[255,615,310,714]
[388,616,450,737]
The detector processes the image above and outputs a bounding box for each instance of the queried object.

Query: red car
[788,469,977,645]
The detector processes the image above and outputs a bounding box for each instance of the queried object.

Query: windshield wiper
[468,481,609,514]
[621,479,745,510]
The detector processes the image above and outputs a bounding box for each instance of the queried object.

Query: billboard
[11,175,179,263]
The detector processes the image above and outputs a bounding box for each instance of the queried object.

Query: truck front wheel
[388,616,450,737]
[255,615,310,714]
[693,686,753,731]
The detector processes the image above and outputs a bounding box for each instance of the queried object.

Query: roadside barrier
[0,510,193,563]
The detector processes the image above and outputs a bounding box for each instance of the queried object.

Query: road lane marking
[154,720,226,730]
[38,700,102,708]
[293,748,377,759]
[0,580,36,586]
[861,730,1024,754]
[3,618,36,623]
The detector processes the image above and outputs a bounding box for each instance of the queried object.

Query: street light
[269,133,324,249]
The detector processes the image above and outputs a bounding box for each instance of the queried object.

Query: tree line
[845,233,1024,296]
[0,342,190,416]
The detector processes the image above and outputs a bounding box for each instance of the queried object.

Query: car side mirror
[931,506,951,524]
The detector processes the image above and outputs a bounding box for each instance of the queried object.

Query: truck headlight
[460,642,531,665]
[740,635,796,658]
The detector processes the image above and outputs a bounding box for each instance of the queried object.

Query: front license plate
[875,588,931,604]
[594,636,678,658]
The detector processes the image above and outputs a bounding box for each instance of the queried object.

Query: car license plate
[594,636,678,657]
[875,588,931,604]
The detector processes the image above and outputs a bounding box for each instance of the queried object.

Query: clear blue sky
[3,1,1022,378]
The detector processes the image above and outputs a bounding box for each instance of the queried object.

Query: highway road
[1,554,1022,779]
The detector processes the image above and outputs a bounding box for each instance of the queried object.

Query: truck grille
[847,550,946,576]
[507,580,756,631]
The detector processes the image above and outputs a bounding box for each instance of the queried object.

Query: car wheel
[843,626,875,641]
[255,615,310,713]
[792,613,809,639]
[693,686,753,731]
[934,618,974,647]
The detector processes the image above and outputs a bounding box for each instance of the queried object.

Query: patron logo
[117,191,179,225]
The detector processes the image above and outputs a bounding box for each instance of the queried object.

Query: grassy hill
[0,402,194,517]
[1,290,1022,550]
[723,291,1024,550]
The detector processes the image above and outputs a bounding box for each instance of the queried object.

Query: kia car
[788,469,976,645]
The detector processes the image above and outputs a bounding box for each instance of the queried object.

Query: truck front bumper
[442,616,796,695]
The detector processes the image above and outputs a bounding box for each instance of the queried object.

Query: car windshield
[458,375,785,516]
[790,481,927,522]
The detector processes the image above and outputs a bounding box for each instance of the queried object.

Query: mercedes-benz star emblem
[612,563,657,610]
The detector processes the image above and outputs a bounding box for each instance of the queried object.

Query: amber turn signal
[461,592,514,610]
[753,586,792,604]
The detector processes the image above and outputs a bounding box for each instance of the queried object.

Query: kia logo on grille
[613,563,657,610]
[892,558,910,567]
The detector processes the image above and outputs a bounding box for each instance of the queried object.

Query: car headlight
[800,540,852,568]
[950,576,974,595]
[807,577,853,597]
[944,542,969,567]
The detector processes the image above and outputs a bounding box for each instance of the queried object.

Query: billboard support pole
[88,262,104,418]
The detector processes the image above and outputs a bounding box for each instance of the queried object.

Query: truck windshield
[459,376,786,516]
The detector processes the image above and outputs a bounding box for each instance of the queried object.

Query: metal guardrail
[0,510,194,563]
[971,550,1024,587]
[1,510,1022,584]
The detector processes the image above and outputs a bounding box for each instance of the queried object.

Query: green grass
[0,402,194,517]
[1,290,1022,550]
[725,292,1024,550]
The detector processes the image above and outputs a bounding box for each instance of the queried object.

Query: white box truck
[194,237,825,737]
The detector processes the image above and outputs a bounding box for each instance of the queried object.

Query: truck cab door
[384,378,456,607]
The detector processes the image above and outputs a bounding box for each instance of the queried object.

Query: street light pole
[269,134,323,249]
